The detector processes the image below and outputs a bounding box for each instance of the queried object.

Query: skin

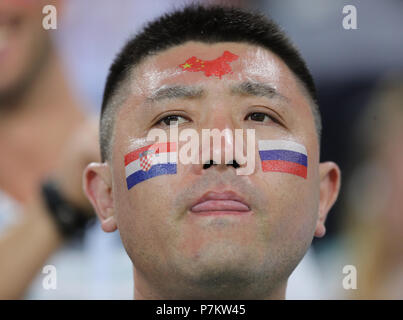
[84,41,341,299]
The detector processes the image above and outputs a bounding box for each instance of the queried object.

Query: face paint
[125,142,177,189]
[258,140,308,179]
[179,50,239,79]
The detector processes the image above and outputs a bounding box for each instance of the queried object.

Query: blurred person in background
[319,76,403,299]
[0,0,97,298]
[343,76,403,299]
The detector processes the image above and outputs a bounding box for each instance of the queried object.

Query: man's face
[0,0,52,102]
[110,42,322,298]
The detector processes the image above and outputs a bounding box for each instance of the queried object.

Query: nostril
[203,160,240,169]
[203,160,216,169]
[227,160,240,168]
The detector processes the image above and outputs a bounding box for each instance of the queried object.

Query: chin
[172,251,277,299]
[177,265,282,299]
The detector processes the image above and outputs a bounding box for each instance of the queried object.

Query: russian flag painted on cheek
[124,142,177,190]
[258,140,308,179]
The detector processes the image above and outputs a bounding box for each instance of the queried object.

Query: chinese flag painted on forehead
[125,142,177,190]
[258,140,308,179]
[179,50,239,78]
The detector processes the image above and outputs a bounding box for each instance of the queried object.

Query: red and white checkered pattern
[140,153,154,171]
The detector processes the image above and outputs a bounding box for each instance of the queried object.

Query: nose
[199,113,246,172]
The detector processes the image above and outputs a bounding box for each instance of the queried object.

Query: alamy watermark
[145,124,256,175]
[342,5,358,30]
[42,264,57,290]
[342,264,357,290]
[42,5,57,30]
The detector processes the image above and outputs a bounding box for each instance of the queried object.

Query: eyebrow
[146,81,288,104]
[147,85,204,102]
[230,81,289,102]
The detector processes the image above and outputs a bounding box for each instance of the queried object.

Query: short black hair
[100,4,320,162]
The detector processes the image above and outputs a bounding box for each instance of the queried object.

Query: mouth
[189,190,252,216]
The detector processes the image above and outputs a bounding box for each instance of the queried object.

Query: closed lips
[190,191,251,213]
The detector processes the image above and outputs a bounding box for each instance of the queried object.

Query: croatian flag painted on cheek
[258,140,308,179]
[124,142,177,190]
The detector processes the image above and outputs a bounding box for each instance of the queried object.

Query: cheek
[255,169,319,246]
[112,159,183,249]
[114,172,172,222]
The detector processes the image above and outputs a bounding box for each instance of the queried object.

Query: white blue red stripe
[124,142,177,189]
[258,140,308,179]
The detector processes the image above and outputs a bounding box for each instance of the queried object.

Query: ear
[315,161,341,238]
[83,162,117,233]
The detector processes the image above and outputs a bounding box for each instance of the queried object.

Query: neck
[133,268,287,300]
[0,50,86,202]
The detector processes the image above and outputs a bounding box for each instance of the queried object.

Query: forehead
[128,41,305,100]
[111,41,319,163]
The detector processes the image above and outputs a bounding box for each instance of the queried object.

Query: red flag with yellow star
[179,51,239,79]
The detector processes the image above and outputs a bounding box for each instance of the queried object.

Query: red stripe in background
[124,142,177,166]
[261,160,307,179]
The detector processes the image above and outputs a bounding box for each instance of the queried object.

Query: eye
[245,112,277,123]
[156,114,189,126]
